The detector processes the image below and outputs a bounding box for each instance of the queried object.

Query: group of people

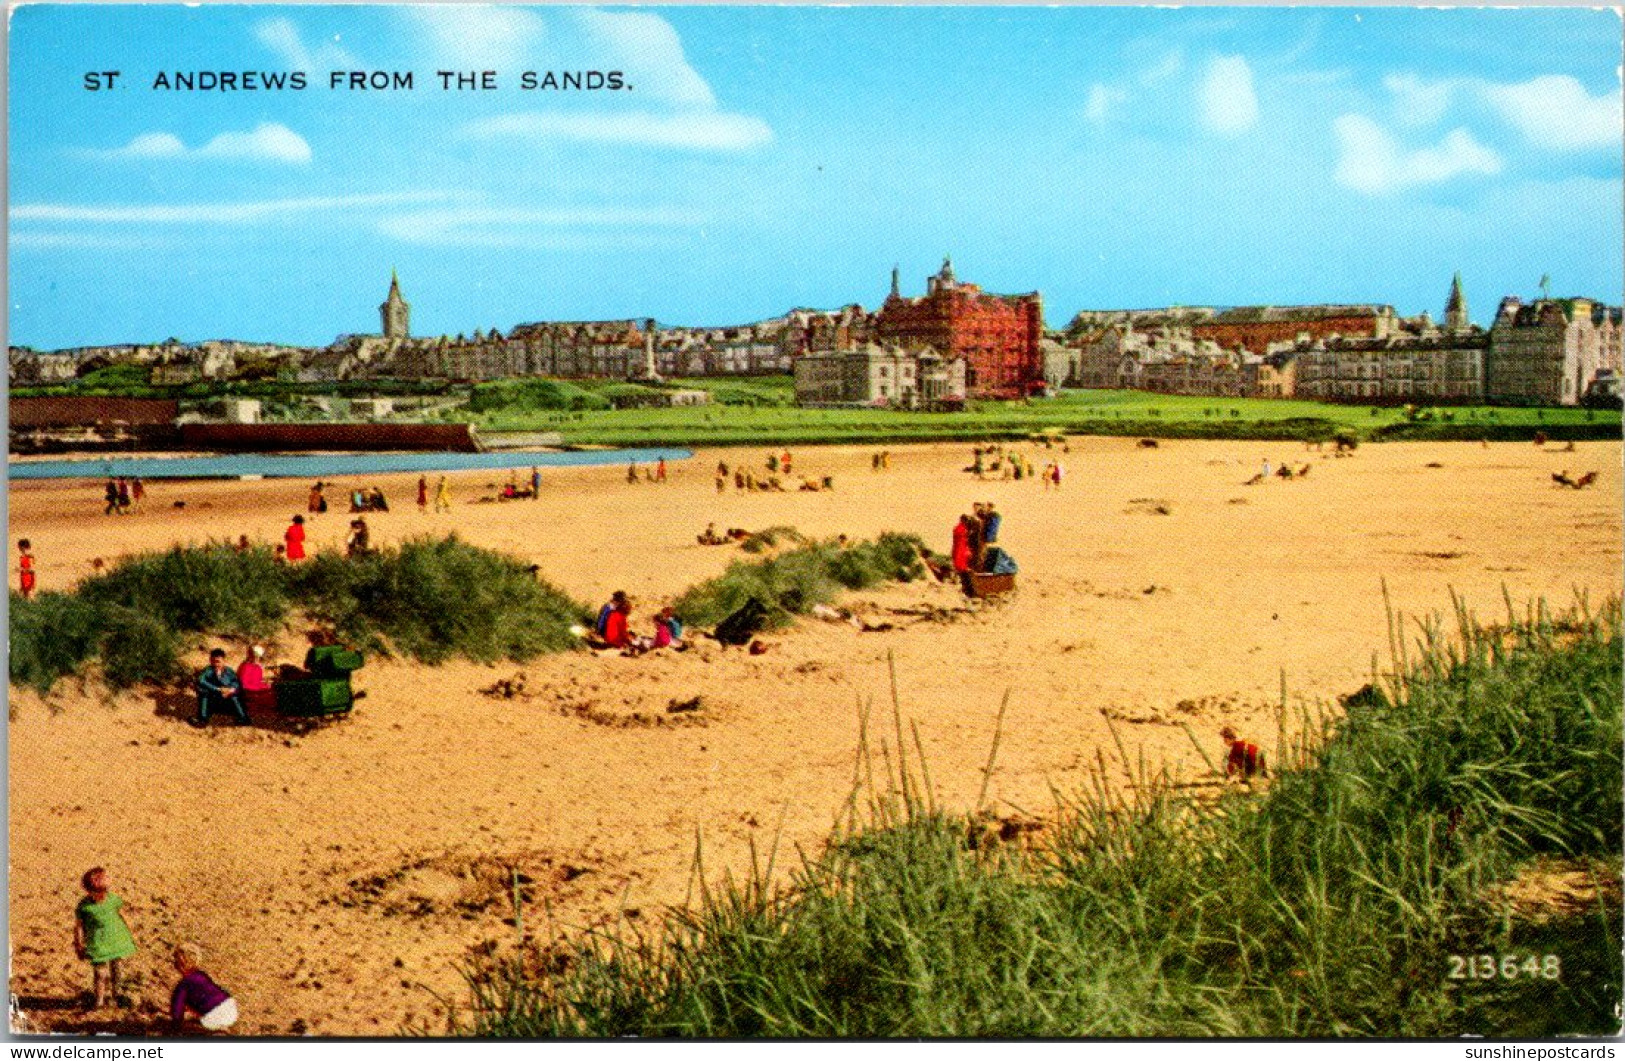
[101,476,144,516]
[591,590,685,655]
[869,451,892,471]
[417,474,453,512]
[627,459,669,485]
[967,445,1060,485]
[349,486,389,513]
[73,865,238,1033]
[950,502,1012,586]
[193,645,275,727]
[697,524,751,546]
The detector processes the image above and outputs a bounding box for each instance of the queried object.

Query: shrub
[674,533,925,629]
[9,592,105,693]
[97,606,186,687]
[468,379,610,413]
[79,544,292,639]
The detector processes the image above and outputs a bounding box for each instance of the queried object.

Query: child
[653,607,684,649]
[169,943,238,1034]
[284,515,306,562]
[1220,726,1268,781]
[74,867,137,1009]
[17,539,35,599]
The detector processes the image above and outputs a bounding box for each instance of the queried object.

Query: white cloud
[1481,75,1620,151]
[1333,114,1503,195]
[1137,48,1184,87]
[255,17,356,70]
[14,192,447,225]
[376,205,704,246]
[1197,55,1259,137]
[1084,84,1127,125]
[88,123,313,165]
[465,110,772,153]
[401,7,546,72]
[572,9,715,109]
[1383,73,1456,127]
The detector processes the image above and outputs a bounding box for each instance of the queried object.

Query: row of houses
[1060,281,1622,406]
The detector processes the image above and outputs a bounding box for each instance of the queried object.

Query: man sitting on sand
[194,649,248,728]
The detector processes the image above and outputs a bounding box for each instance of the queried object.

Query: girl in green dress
[74,867,137,1009]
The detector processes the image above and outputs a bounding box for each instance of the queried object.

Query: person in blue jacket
[194,648,249,727]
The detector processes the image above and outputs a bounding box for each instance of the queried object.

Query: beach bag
[714,598,769,646]
[986,548,1018,576]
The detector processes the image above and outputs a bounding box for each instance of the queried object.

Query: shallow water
[7,447,694,480]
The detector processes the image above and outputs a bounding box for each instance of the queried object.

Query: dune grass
[8,536,590,692]
[450,593,1622,1038]
[671,533,928,630]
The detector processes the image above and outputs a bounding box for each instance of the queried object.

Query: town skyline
[10,5,1622,350]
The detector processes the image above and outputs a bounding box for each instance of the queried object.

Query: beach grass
[450,593,1622,1038]
[8,537,592,692]
[672,532,928,629]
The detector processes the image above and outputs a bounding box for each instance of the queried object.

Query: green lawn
[469,381,1619,447]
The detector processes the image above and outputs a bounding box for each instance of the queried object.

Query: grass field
[470,379,1619,447]
[451,594,1623,1038]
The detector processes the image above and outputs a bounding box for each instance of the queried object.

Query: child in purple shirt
[170,943,237,1034]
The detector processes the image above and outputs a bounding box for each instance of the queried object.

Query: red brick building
[875,260,1044,399]
[1191,304,1397,356]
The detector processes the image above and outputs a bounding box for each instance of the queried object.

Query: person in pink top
[237,646,274,713]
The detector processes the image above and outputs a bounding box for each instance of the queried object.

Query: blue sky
[9,5,1622,349]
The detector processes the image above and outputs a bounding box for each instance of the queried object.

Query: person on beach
[308,483,325,515]
[531,466,541,499]
[17,539,36,599]
[952,515,973,576]
[417,475,429,512]
[1261,458,1272,481]
[194,649,248,727]
[284,515,307,562]
[603,596,634,649]
[369,486,389,512]
[981,503,1002,546]
[74,867,137,1010]
[1220,726,1268,781]
[104,479,121,516]
[238,645,274,714]
[434,476,451,513]
[653,607,684,650]
[781,451,793,477]
[595,591,628,637]
[655,458,667,483]
[116,478,132,513]
[345,518,371,558]
[234,535,251,553]
[129,477,145,512]
[169,943,238,1035]
[766,453,778,473]
[627,461,639,485]
[273,544,287,565]
[1051,461,1064,489]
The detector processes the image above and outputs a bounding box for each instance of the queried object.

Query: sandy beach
[9,437,1622,1036]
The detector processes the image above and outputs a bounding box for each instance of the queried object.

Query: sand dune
[9,438,1621,1036]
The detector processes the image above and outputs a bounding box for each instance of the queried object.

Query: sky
[8,5,1623,350]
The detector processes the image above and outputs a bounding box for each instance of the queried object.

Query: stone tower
[1444,272,1469,331]
[380,270,411,340]
[890,265,901,300]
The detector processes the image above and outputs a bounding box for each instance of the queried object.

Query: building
[875,259,1043,399]
[380,271,410,339]
[1191,304,1398,355]
[1291,332,1488,402]
[1486,296,1622,405]
[794,343,966,409]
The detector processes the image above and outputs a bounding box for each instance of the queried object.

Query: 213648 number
[1448,955,1561,980]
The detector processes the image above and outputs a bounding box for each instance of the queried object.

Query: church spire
[890,264,900,299]
[1444,271,1468,330]
[380,270,410,340]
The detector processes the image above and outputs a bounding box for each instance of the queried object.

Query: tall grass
[8,537,590,692]
[452,595,1622,1038]
[672,533,927,629]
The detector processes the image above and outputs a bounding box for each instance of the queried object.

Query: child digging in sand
[169,943,238,1034]
[1220,725,1268,782]
[74,867,138,1009]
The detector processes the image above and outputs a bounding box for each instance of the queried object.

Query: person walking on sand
[781,451,793,477]
[1261,458,1272,481]
[104,478,120,516]
[627,461,640,485]
[169,943,238,1034]
[130,477,145,513]
[417,475,429,512]
[656,457,667,483]
[434,476,452,513]
[308,482,325,515]
[284,515,307,562]
[531,466,542,499]
[74,867,137,1010]
[17,539,36,599]
[116,478,132,514]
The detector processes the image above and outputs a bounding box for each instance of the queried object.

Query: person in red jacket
[284,515,307,562]
[1220,726,1268,781]
[17,539,35,599]
[951,516,973,574]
